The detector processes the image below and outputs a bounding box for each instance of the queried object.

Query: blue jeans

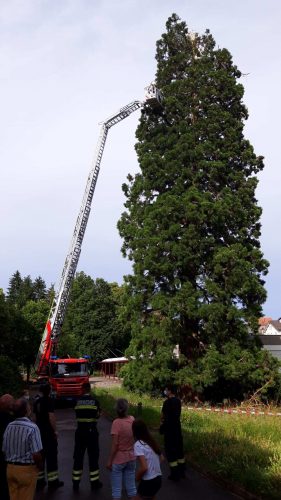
[111,460,136,499]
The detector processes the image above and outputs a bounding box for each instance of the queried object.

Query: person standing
[33,383,64,490]
[0,394,15,500]
[107,398,137,500]
[161,384,185,480]
[72,382,103,491]
[2,398,43,500]
[132,419,163,500]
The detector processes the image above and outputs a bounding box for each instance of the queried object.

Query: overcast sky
[0,0,280,317]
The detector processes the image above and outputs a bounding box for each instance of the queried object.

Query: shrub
[0,355,23,396]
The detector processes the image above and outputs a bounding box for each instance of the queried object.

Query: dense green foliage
[0,272,51,389]
[60,272,131,362]
[0,355,23,395]
[118,14,279,400]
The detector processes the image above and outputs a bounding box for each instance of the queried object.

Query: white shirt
[134,440,161,480]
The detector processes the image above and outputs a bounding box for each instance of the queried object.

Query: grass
[95,386,281,500]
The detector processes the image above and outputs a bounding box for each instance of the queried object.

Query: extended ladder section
[35,85,162,375]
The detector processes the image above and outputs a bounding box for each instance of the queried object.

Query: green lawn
[95,386,281,500]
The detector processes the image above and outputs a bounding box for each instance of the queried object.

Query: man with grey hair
[2,398,43,500]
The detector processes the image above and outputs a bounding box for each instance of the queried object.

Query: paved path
[35,408,240,500]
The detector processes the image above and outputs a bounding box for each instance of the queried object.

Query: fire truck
[34,84,162,399]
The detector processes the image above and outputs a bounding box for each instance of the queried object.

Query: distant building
[100,357,128,378]
[258,316,272,334]
[258,317,281,361]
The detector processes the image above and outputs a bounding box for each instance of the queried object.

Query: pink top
[111,415,135,464]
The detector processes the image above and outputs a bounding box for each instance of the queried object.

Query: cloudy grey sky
[0,0,280,317]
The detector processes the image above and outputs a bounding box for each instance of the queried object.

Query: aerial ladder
[35,84,162,395]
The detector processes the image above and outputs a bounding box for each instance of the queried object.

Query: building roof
[269,320,281,332]
[100,357,128,364]
[258,317,272,326]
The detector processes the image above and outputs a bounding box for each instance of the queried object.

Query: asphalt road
[35,408,240,500]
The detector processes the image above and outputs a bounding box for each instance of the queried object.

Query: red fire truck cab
[48,357,90,400]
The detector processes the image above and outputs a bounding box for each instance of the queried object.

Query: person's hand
[106,461,112,470]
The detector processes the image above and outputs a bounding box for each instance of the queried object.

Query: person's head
[132,419,150,442]
[0,394,14,413]
[164,384,177,398]
[132,419,161,455]
[115,398,129,418]
[14,398,31,418]
[82,382,91,394]
[40,383,51,397]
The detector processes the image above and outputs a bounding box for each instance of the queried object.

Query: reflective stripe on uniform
[77,418,97,423]
[37,471,45,480]
[178,458,185,464]
[48,471,59,481]
[75,405,97,410]
[169,461,178,467]
[72,469,83,479]
[90,469,99,481]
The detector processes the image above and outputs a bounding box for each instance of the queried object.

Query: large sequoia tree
[118,14,279,400]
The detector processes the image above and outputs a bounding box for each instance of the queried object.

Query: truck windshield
[50,363,88,377]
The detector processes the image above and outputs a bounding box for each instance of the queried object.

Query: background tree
[0,291,41,384]
[0,355,23,395]
[0,290,11,357]
[33,276,47,301]
[21,300,50,335]
[61,273,130,362]
[7,270,23,306]
[21,275,35,303]
[7,271,47,308]
[110,282,132,356]
[3,273,50,384]
[118,14,278,400]
[20,299,50,380]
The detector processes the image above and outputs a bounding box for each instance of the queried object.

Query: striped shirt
[2,417,42,464]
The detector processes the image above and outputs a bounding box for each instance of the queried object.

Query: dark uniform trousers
[37,431,59,485]
[72,424,100,485]
[33,394,60,487]
[164,423,185,476]
[0,452,9,500]
[162,396,185,479]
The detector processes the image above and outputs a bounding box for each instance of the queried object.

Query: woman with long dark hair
[132,419,163,500]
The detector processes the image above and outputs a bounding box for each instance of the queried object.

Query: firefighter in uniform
[72,382,103,491]
[33,383,64,490]
[161,384,185,481]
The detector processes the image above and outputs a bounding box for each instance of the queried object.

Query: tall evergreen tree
[7,270,23,306]
[33,276,47,301]
[21,275,35,304]
[118,14,278,399]
[7,271,35,307]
